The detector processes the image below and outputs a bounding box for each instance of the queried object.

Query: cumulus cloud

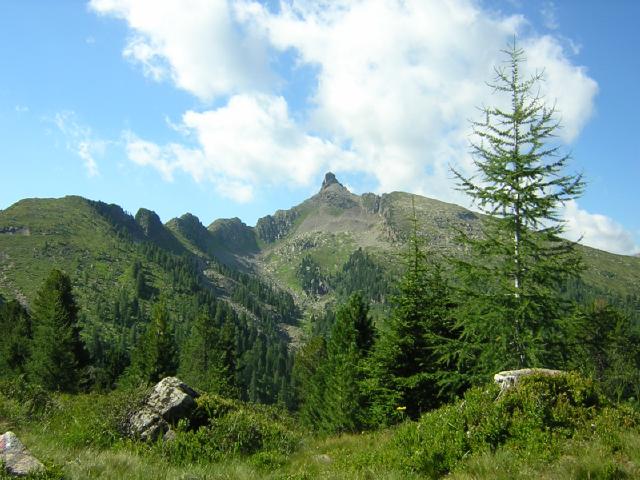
[237,0,597,199]
[563,201,640,256]
[124,94,358,202]
[89,0,271,100]
[52,111,105,177]
[90,0,598,207]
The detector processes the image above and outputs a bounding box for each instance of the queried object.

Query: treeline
[292,238,640,434]
[0,230,298,407]
[296,247,388,303]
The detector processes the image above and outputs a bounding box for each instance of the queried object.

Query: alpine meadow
[1,2,640,479]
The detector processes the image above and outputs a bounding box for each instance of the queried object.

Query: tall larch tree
[448,40,584,385]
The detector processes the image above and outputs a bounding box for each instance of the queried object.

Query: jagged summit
[321,172,343,191]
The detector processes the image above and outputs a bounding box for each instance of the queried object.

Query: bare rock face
[126,377,199,441]
[494,368,564,392]
[0,431,44,477]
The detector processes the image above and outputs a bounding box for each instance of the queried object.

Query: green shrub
[393,372,627,477]
[0,377,57,421]
[159,396,303,467]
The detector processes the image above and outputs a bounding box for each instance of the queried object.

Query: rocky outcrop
[361,193,381,214]
[0,226,30,235]
[494,368,564,392]
[208,217,258,253]
[135,208,185,254]
[316,172,358,209]
[0,431,44,477]
[125,377,199,442]
[255,209,300,243]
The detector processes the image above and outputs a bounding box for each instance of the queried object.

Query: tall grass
[2,373,639,479]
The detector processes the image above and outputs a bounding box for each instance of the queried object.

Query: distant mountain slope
[1,173,638,324]
[249,173,640,316]
[0,196,298,328]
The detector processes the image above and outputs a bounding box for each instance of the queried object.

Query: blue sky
[0,0,638,255]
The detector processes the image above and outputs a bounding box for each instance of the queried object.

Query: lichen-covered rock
[494,368,563,392]
[0,431,44,477]
[146,377,199,423]
[127,407,169,442]
[126,377,199,441]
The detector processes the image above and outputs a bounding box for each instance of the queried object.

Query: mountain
[247,173,640,317]
[1,174,639,323]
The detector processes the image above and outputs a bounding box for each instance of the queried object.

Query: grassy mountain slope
[249,174,640,314]
[1,174,638,324]
[0,196,299,330]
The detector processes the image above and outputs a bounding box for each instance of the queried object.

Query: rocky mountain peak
[321,172,342,191]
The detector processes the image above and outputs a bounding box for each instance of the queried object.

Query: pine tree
[130,300,178,383]
[366,205,456,424]
[27,269,88,391]
[449,40,584,383]
[179,308,236,396]
[0,299,32,377]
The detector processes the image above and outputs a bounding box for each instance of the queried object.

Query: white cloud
[524,35,598,142]
[540,1,559,30]
[238,0,597,200]
[88,0,271,101]
[124,93,358,202]
[53,111,104,177]
[563,201,640,256]
[92,0,598,207]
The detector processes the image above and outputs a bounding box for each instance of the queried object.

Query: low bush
[393,372,640,477]
[157,394,303,467]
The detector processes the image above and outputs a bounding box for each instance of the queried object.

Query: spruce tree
[27,269,87,391]
[0,299,32,377]
[449,40,584,383]
[367,206,455,424]
[300,293,375,432]
[130,300,178,383]
[179,307,236,396]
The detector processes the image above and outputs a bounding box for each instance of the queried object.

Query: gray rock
[494,368,563,392]
[126,377,199,442]
[0,431,44,477]
[127,407,169,442]
[146,377,199,423]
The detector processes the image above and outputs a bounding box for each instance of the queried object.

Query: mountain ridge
[1,174,639,319]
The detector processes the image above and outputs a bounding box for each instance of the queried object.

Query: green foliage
[127,301,178,384]
[158,393,302,465]
[292,336,327,422]
[565,300,640,402]
[0,376,57,421]
[27,270,88,392]
[367,210,457,424]
[449,40,584,379]
[296,254,329,297]
[333,248,388,304]
[393,372,635,477]
[297,293,375,433]
[178,308,237,396]
[0,300,32,377]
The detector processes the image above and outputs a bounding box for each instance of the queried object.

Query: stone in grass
[0,431,44,477]
[494,368,563,392]
[126,377,199,442]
